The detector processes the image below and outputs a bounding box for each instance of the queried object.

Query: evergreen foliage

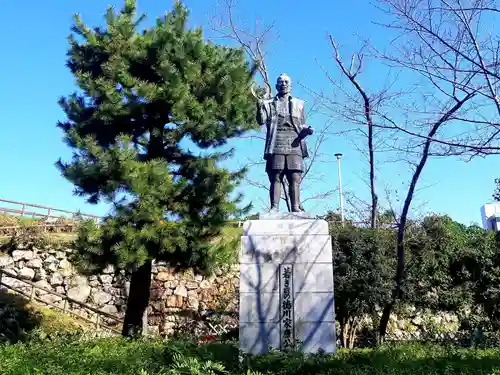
[332,222,395,348]
[331,212,500,346]
[56,0,257,336]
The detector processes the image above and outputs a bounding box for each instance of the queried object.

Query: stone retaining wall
[0,239,463,340]
[147,263,239,335]
[0,241,239,335]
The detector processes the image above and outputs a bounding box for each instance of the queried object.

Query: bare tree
[317,0,500,342]
[373,0,500,343]
[329,38,380,229]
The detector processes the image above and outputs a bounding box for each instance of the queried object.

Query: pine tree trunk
[122,260,152,338]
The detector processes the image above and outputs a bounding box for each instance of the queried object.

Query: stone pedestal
[239,214,336,354]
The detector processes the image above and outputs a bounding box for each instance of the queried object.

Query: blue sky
[0,0,496,225]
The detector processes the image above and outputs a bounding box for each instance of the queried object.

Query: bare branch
[210,0,274,94]
[327,35,380,228]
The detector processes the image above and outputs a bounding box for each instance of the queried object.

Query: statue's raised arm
[251,82,271,127]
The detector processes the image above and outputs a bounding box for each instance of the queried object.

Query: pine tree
[56,0,257,337]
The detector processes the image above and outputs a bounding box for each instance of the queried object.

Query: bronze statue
[254,73,313,212]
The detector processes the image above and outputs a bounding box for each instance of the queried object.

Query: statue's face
[276,76,291,96]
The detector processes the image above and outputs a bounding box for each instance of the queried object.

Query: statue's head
[276,73,292,96]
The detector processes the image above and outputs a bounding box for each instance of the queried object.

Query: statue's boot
[269,178,281,212]
[289,181,303,212]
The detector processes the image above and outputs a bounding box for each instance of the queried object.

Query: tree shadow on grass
[0,287,42,344]
[0,286,90,346]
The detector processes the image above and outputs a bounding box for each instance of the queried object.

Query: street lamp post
[335,153,344,225]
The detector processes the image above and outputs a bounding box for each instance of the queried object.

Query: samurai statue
[254,73,314,212]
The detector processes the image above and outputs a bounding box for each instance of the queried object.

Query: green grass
[0,213,77,245]
[0,231,77,244]
[1,339,500,374]
[0,214,41,227]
